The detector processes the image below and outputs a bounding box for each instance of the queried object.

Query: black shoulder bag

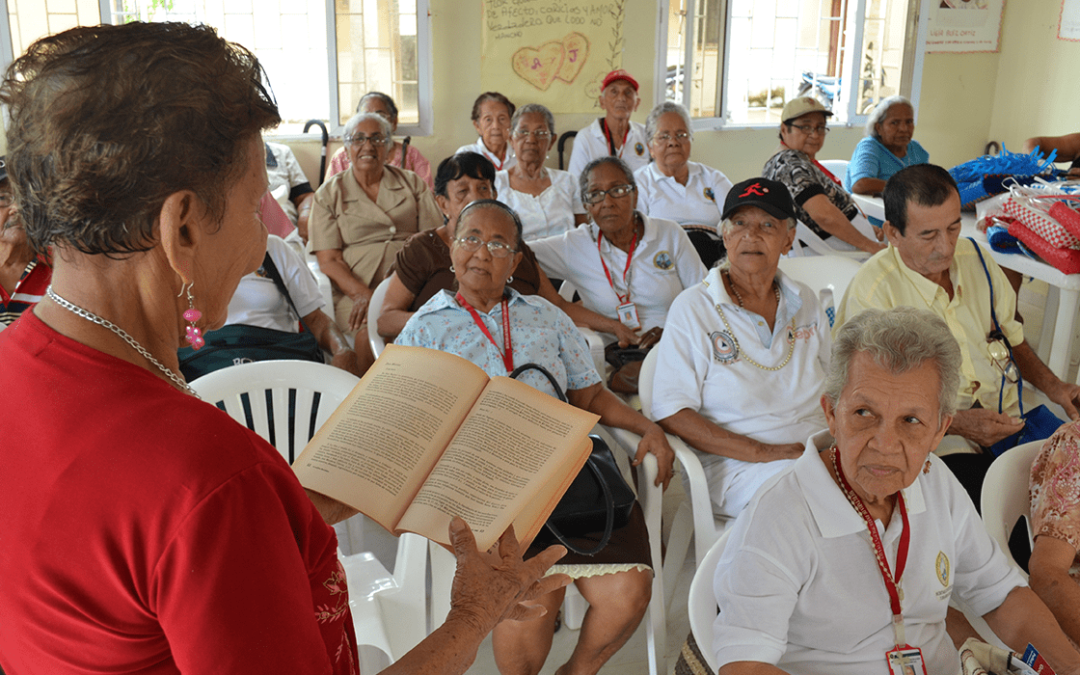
[509,363,636,556]
[177,253,326,381]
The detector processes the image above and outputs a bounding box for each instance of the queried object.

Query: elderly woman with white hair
[844,95,929,196]
[310,110,440,335]
[494,103,587,241]
[712,306,1080,675]
[634,102,734,268]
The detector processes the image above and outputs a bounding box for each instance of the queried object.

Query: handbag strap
[544,451,616,556]
[967,237,1024,416]
[261,252,316,336]
[509,363,568,403]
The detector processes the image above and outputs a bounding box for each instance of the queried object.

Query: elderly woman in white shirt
[634,102,733,267]
[712,307,1080,675]
[652,178,829,519]
[456,91,517,172]
[494,103,587,241]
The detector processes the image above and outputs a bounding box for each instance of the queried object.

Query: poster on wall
[1059,0,1080,41]
[925,0,1005,53]
[480,0,626,113]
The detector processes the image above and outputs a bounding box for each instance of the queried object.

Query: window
[659,0,926,127]
[0,0,431,136]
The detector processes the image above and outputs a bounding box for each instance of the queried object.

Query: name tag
[617,302,640,329]
[886,646,927,675]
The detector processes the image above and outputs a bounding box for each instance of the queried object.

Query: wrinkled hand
[347,289,373,332]
[330,348,362,377]
[754,441,804,463]
[632,424,675,490]
[949,408,1024,447]
[446,519,571,635]
[612,322,641,348]
[1047,381,1080,420]
[636,327,664,350]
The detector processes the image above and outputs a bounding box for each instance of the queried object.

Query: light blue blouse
[844,136,930,192]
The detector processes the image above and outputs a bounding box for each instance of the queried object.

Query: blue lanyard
[968,237,1023,416]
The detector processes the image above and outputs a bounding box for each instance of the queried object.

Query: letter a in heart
[512,41,566,91]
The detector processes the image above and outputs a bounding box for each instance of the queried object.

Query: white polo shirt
[634,161,734,230]
[713,430,1026,675]
[567,118,651,178]
[455,137,517,172]
[494,168,585,241]
[651,266,830,517]
[225,235,324,332]
[530,215,707,343]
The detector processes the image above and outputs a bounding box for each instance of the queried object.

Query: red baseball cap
[601,69,639,92]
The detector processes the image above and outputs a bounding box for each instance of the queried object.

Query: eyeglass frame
[787,123,830,136]
[583,183,636,205]
[986,337,1020,384]
[512,128,553,140]
[344,133,390,147]
[652,131,691,144]
[454,235,519,258]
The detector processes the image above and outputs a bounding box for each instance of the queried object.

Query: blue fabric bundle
[949,146,1060,210]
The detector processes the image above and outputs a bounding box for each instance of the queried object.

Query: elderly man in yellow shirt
[835,164,1080,455]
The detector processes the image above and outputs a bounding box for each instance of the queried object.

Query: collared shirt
[567,118,651,178]
[835,239,1024,415]
[712,430,1026,675]
[1030,419,1080,587]
[633,161,733,229]
[494,168,585,241]
[225,235,324,333]
[395,289,601,398]
[844,137,931,192]
[763,148,859,240]
[309,164,440,288]
[265,142,314,224]
[0,257,51,331]
[529,215,708,344]
[455,137,517,172]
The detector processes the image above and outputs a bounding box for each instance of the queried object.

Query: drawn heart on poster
[512,41,566,92]
[556,32,589,83]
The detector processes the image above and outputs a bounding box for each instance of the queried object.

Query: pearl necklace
[46,287,199,398]
[715,270,795,372]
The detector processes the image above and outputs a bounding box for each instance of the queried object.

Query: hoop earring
[506,275,514,284]
[449,265,456,273]
[180,281,205,350]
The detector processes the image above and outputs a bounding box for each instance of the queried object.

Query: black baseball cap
[721,178,797,222]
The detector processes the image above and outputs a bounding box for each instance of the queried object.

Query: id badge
[886,646,927,675]
[617,302,640,329]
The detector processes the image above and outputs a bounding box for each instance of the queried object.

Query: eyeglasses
[455,235,518,258]
[512,129,552,140]
[583,184,635,205]
[987,339,1020,383]
[344,133,388,147]
[653,131,691,143]
[789,124,830,136]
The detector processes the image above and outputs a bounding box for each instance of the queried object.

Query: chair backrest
[557,130,577,170]
[367,276,394,358]
[817,159,849,178]
[190,359,360,464]
[981,440,1042,572]
[638,348,660,420]
[778,255,863,325]
[791,222,867,259]
[688,528,731,673]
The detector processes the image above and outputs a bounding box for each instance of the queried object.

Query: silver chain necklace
[46,286,199,398]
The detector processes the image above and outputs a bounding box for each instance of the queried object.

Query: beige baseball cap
[780,97,834,124]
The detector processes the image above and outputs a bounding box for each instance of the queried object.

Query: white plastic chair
[687,529,731,674]
[189,360,429,668]
[981,441,1042,576]
[789,221,871,259]
[817,159,849,178]
[777,255,864,327]
[305,250,335,320]
[557,279,609,375]
[366,276,393,358]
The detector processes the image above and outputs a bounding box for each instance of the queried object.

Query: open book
[293,344,600,551]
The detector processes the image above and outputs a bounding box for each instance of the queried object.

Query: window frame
[654,0,932,132]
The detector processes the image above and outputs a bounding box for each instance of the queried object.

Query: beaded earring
[180,282,205,350]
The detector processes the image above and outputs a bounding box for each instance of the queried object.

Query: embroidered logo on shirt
[710,330,739,364]
[635,142,645,156]
[704,187,715,202]
[791,322,818,341]
[935,551,950,587]
[653,251,674,270]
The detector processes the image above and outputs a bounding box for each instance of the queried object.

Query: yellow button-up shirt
[835,239,1024,415]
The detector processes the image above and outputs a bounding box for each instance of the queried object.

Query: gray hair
[343,111,394,149]
[510,103,556,138]
[645,101,694,144]
[719,215,796,236]
[825,307,961,419]
[865,96,914,139]
[578,156,636,206]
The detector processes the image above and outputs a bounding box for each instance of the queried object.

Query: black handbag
[509,363,636,556]
[177,253,325,381]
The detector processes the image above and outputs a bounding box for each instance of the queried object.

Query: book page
[397,376,599,551]
[293,345,490,532]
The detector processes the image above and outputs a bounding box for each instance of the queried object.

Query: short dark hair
[883,164,959,236]
[579,156,636,206]
[357,91,399,121]
[1,22,280,256]
[470,92,516,123]
[455,199,524,250]
[434,152,497,199]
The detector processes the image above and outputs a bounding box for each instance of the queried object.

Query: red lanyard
[597,230,638,304]
[812,159,844,187]
[482,142,505,171]
[456,293,514,372]
[832,447,911,647]
[601,118,630,159]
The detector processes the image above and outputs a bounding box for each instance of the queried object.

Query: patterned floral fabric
[1031,420,1080,584]
[762,148,859,239]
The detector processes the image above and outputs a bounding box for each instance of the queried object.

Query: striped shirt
[1,258,51,331]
